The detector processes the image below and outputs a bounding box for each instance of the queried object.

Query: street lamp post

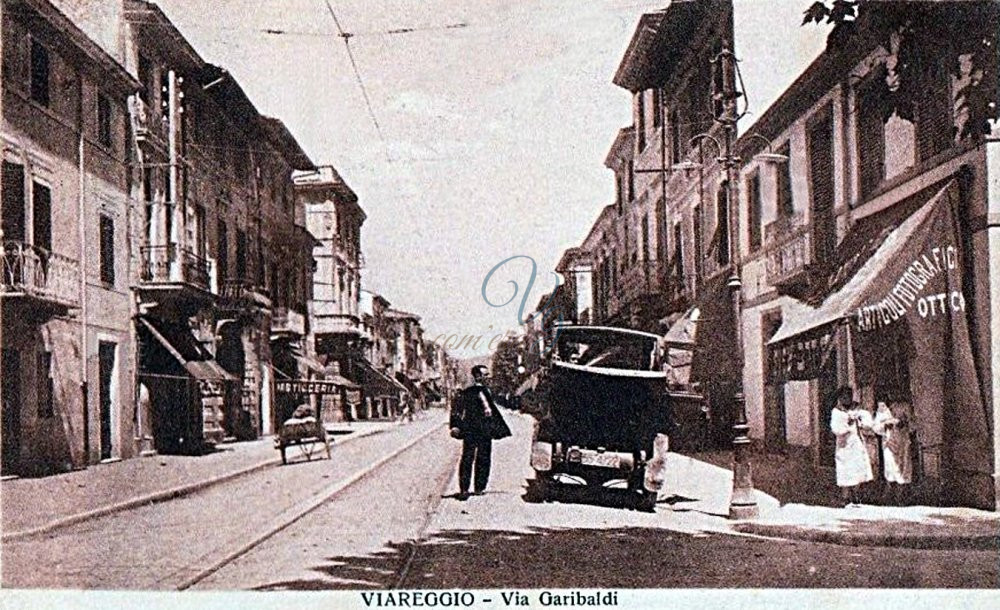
[713,44,758,520]
[632,43,782,520]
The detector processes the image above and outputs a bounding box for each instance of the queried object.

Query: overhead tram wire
[320,0,391,163]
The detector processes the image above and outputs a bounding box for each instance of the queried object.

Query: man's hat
[472,365,489,377]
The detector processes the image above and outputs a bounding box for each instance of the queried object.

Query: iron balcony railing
[271,306,306,336]
[619,259,664,303]
[218,278,271,313]
[764,212,811,287]
[0,241,80,307]
[139,244,211,291]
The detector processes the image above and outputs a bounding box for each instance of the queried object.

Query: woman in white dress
[830,387,874,507]
[873,401,914,504]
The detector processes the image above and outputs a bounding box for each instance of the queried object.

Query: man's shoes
[472,490,485,496]
[456,491,470,501]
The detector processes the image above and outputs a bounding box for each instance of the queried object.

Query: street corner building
[530,0,1000,510]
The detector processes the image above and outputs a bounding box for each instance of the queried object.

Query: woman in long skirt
[830,388,874,507]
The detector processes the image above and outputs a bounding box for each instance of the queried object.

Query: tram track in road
[391,444,462,589]
[174,420,447,590]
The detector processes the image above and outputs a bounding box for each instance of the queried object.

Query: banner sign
[276,380,341,395]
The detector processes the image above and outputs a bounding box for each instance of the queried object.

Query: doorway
[98,342,116,460]
[762,312,786,453]
[2,348,21,474]
[818,350,839,467]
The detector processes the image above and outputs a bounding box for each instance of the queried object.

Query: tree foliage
[489,336,525,400]
[803,0,998,140]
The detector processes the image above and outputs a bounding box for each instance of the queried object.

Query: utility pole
[713,45,759,520]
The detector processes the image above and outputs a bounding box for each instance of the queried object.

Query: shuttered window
[32,182,51,253]
[99,215,115,285]
[716,182,730,266]
[30,40,50,107]
[917,56,953,162]
[857,77,886,199]
[808,109,836,264]
[636,92,646,151]
[776,142,793,217]
[747,171,762,252]
[2,161,26,242]
[217,220,229,283]
[97,94,113,147]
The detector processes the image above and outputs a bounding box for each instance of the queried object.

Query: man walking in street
[450,365,508,499]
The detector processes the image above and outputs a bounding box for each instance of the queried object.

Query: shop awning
[769,180,954,346]
[138,317,235,382]
[662,306,700,348]
[395,372,421,395]
[352,359,408,397]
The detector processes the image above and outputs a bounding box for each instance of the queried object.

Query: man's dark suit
[451,383,497,494]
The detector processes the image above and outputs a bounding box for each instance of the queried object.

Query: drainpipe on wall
[78,87,89,468]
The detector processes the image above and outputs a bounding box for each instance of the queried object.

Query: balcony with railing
[662,270,698,305]
[0,241,80,314]
[310,299,361,336]
[271,306,306,337]
[619,259,664,305]
[137,244,212,303]
[763,211,812,295]
[217,278,271,318]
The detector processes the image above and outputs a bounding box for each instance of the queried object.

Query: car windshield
[553,328,659,371]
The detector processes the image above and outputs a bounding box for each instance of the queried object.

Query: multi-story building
[8,0,320,460]
[296,165,367,421]
[385,308,425,405]
[598,0,734,334]
[555,247,592,326]
[568,0,737,444]
[117,1,317,449]
[735,2,1000,509]
[2,0,141,474]
[357,288,404,419]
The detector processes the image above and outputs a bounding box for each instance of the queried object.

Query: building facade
[734,3,1000,509]
[2,0,141,474]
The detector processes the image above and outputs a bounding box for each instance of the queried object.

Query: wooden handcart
[275,416,331,465]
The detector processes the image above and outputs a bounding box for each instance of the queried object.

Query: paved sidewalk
[0,416,426,538]
[663,451,1000,549]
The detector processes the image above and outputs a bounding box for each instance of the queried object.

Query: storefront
[137,316,236,454]
[767,180,993,508]
[350,358,407,419]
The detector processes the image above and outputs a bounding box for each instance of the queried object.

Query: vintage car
[528,325,672,510]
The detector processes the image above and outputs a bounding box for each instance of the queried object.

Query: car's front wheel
[526,473,553,502]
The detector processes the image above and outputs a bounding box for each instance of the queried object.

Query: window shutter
[2,161,26,242]
[917,56,953,162]
[748,172,762,251]
[808,110,836,264]
[857,81,885,199]
[100,215,115,285]
[32,182,52,252]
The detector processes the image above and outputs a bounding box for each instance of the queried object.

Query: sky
[156,0,829,357]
